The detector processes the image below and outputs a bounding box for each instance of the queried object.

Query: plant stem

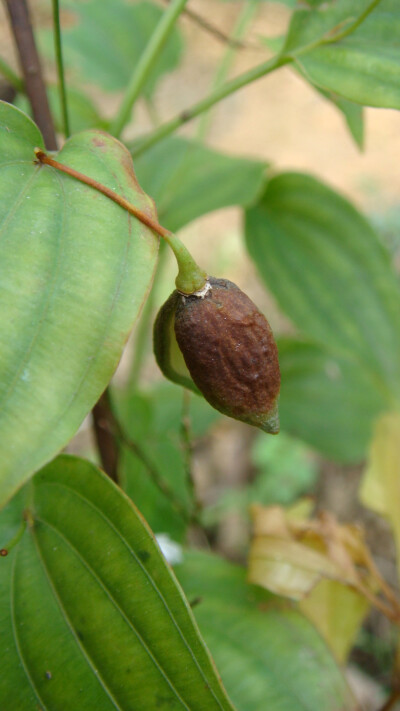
[51,0,70,138]
[92,390,120,483]
[131,53,291,158]
[197,0,258,142]
[34,149,207,294]
[0,56,24,92]
[34,149,172,238]
[111,0,189,138]
[5,0,57,150]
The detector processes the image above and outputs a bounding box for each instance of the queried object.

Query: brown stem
[92,389,120,484]
[34,149,171,239]
[378,689,400,711]
[5,0,57,150]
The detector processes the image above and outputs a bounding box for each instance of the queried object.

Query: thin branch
[34,148,207,295]
[131,53,291,158]
[160,0,255,50]
[51,0,70,137]
[111,0,189,138]
[5,0,57,150]
[34,149,172,239]
[92,390,120,483]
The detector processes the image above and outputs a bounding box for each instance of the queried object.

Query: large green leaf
[40,0,183,96]
[245,172,400,402]
[0,456,236,711]
[278,338,388,462]
[133,136,267,232]
[292,0,400,109]
[175,550,357,711]
[0,101,158,507]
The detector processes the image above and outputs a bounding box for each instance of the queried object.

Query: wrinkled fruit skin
[174,277,280,433]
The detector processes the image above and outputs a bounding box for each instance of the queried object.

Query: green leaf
[278,338,388,462]
[0,101,158,507]
[245,172,400,401]
[133,135,267,232]
[0,455,236,710]
[294,1,400,109]
[175,550,357,711]
[117,382,220,541]
[40,0,183,96]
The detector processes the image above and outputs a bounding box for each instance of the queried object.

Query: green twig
[0,56,24,92]
[197,0,259,142]
[111,0,189,138]
[131,53,291,158]
[51,0,70,138]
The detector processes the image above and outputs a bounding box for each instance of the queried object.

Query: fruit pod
[154,277,280,434]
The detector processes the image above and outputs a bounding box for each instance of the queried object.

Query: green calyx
[163,232,207,294]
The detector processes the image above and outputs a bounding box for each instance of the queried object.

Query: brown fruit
[173,277,280,433]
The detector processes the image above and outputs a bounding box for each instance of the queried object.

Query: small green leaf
[278,338,388,462]
[133,135,267,232]
[245,172,400,402]
[175,550,357,711]
[0,456,236,711]
[40,0,183,96]
[0,101,158,506]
